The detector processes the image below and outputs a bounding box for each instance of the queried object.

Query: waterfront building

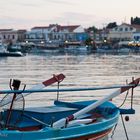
[25,24,88,47]
[0,29,26,45]
[132,25,140,41]
[87,28,109,47]
[108,23,140,45]
[133,32,140,42]
[17,30,27,43]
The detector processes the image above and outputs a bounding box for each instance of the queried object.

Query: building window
[115,27,118,31]
[58,35,60,40]
[3,35,6,39]
[12,35,15,39]
[134,36,140,41]
[125,28,128,31]
[130,27,133,31]
[119,28,123,31]
[54,35,56,40]
[8,35,10,39]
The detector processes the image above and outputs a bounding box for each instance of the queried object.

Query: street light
[41,41,44,44]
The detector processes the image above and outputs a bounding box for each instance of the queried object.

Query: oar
[53,78,140,129]
[0,84,140,94]
[23,113,49,127]
[0,73,65,107]
[21,73,65,97]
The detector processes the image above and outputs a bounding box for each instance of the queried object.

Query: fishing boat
[0,74,139,140]
[0,44,23,57]
[0,51,23,57]
[96,45,117,54]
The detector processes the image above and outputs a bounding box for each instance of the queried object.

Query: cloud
[40,12,117,28]
[12,2,39,7]
[40,12,97,27]
[62,12,95,21]
[26,12,102,28]
[13,0,74,7]
[0,10,115,29]
[0,16,34,23]
[42,0,74,5]
[0,15,38,29]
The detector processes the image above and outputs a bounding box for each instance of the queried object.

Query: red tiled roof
[121,23,140,30]
[31,25,80,32]
[31,26,50,30]
[121,23,132,27]
[131,24,140,30]
[60,25,80,32]
[17,29,27,33]
[0,29,13,32]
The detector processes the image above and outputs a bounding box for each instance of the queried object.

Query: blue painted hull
[0,100,120,140]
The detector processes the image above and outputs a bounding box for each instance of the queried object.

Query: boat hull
[0,100,120,140]
[68,128,111,140]
[0,125,115,140]
[0,52,23,57]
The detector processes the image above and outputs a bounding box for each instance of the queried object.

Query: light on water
[0,53,140,140]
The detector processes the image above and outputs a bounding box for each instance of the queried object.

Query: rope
[112,90,130,140]
[56,81,60,101]
[121,114,129,140]
[110,123,118,139]
[131,87,134,109]
[118,90,129,108]
[111,115,129,140]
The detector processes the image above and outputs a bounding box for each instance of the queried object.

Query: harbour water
[0,52,140,140]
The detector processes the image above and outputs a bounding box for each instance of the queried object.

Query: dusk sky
[0,0,139,29]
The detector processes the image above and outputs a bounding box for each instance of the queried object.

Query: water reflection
[0,52,140,139]
[0,52,140,99]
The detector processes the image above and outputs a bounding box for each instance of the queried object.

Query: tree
[86,26,98,33]
[86,26,98,43]
[131,17,133,24]
[131,17,140,25]
[106,22,117,29]
[85,38,92,45]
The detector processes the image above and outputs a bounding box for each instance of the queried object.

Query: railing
[0,84,139,94]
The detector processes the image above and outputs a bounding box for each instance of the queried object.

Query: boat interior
[0,100,118,131]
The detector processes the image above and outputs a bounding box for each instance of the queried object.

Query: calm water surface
[0,52,140,140]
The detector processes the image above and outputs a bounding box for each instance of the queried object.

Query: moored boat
[96,45,117,54]
[1,100,119,140]
[64,45,88,53]
[0,74,139,140]
[0,51,23,57]
[0,44,23,57]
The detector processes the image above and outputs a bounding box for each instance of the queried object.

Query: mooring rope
[121,114,129,140]
[110,123,118,139]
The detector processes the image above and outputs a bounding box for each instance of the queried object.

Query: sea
[0,51,140,140]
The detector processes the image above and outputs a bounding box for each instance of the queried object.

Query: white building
[133,32,140,41]
[108,23,136,41]
[108,23,140,45]
[0,29,26,45]
[25,24,86,46]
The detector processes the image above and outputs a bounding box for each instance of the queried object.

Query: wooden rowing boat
[0,75,139,140]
